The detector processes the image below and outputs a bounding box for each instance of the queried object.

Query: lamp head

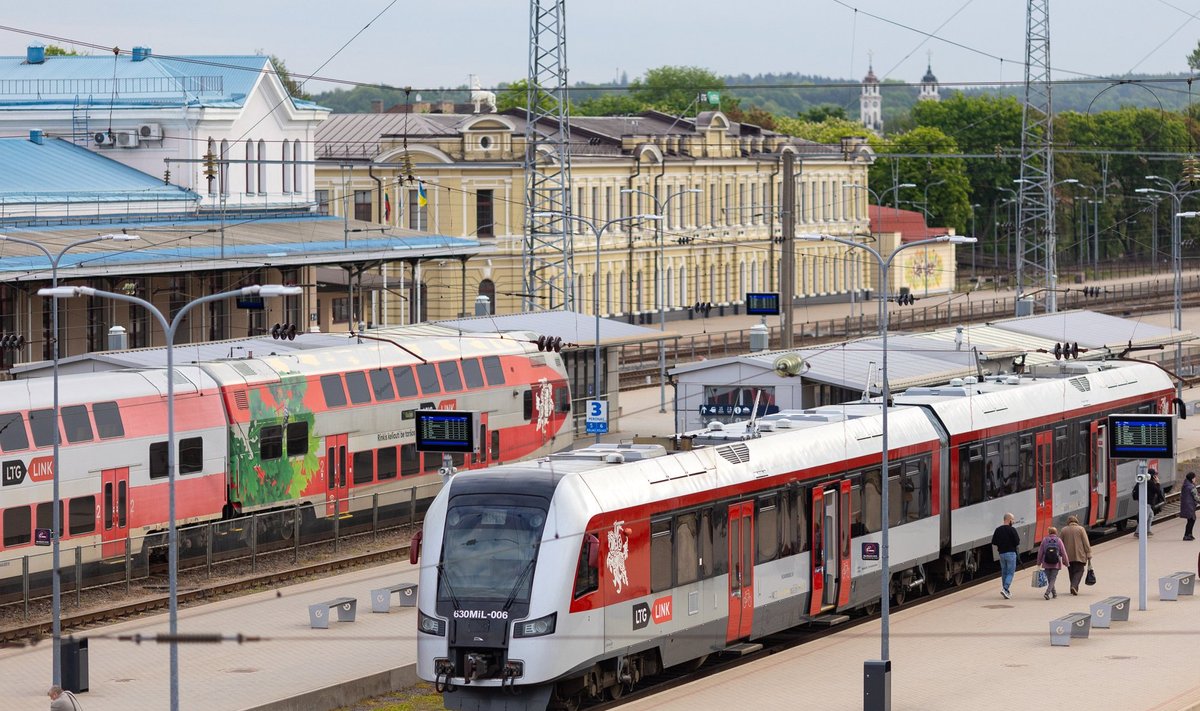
[797,233,826,242]
[100,233,139,241]
[1134,188,1152,194]
[38,286,84,299]
[1178,212,1200,219]
[1061,179,1078,184]
[636,214,663,221]
[246,285,304,297]
[1146,175,1163,181]
[943,236,978,244]
[897,183,916,189]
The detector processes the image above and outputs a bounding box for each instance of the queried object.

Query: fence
[0,483,436,620]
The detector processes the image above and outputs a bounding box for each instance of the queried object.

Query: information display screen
[415,410,479,453]
[746,292,781,315]
[1106,414,1174,459]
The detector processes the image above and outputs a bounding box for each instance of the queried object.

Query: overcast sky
[1,1,1197,93]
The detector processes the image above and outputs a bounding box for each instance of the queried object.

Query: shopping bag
[1085,565,1096,586]
[1032,569,1047,588]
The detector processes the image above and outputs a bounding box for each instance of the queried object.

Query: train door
[1035,431,1053,541]
[809,481,851,615]
[1089,421,1109,526]
[101,467,130,558]
[725,501,754,643]
[325,434,349,516]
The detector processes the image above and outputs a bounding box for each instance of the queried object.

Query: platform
[0,559,420,711]
[622,519,1200,711]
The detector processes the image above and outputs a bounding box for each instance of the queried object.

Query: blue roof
[0,52,327,111]
[0,136,197,203]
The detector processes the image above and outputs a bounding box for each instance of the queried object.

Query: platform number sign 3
[586,399,608,435]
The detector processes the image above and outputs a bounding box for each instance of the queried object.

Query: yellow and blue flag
[417,181,428,207]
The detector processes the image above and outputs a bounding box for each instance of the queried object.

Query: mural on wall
[905,250,945,292]
[229,373,322,507]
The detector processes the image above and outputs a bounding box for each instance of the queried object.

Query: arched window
[618,270,627,313]
[281,139,291,193]
[257,139,267,194]
[293,140,302,194]
[678,266,687,306]
[605,272,613,316]
[665,266,673,308]
[245,140,255,194]
[219,139,229,196]
[477,279,495,315]
[206,137,216,196]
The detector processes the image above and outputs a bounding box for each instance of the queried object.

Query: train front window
[438,501,547,605]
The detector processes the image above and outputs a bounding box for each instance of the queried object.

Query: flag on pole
[417,181,428,207]
[384,193,392,222]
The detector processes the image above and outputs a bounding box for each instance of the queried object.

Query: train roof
[0,364,217,411]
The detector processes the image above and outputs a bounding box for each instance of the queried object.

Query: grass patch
[337,682,446,711]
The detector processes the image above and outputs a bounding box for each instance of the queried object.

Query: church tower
[860,56,882,133]
[919,55,940,102]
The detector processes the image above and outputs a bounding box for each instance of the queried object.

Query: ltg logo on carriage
[632,596,673,629]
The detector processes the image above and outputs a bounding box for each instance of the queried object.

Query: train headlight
[513,612,557,638]
[418,610,446,636]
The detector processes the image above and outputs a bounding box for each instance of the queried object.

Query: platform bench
[1158,572,1196,601]
[371,583,417,613]
[309,596,357,629]
[1049,612,1091,646]
[1089,596,1130,628]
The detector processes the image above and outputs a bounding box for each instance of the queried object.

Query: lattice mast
[1016,0,1057,313]
[522,0,574,312]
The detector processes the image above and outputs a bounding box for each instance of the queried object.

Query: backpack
[1044,540,1060,566]
[1132,482,1139,501]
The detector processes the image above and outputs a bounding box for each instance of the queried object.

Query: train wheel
[550,692,579,711]
[607,683,625,701]
[892,577,907,607]
[924,575,940,595]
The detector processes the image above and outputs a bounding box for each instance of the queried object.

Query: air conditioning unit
[94,131,116,147]
[116,131,140,148]
[137,123,162,140]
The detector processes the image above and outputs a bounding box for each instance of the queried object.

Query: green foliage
[270,55,311,101]
[773,115,873,144]
[873,126,972,232]
[496,79,527,112]
[574,92,644,116]
[798,104,847,122]
[1188,40,1200,71]
[229,374,321,507]
[44,45,80,56]
[629,66,725,115]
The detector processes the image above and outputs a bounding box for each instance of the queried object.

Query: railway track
[0,543,410,646]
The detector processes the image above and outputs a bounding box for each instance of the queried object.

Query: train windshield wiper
[501,550,538,611]
[437,561,464,609]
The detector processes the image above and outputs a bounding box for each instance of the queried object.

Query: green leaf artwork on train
[229,373,321,506]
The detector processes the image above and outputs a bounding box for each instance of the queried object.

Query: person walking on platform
[1134,469,1166,537]
[1181,471,1197,541]
[1060,515,1091,595]
[1037,526,1069,600]
[991,512,1020,599]
[48,685,82,711]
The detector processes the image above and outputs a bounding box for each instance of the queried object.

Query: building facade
[315,108,883,324]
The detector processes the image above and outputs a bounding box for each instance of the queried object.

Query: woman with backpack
[1037,526,1070,600]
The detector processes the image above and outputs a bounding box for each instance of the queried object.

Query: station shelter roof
[0,136,197,203]
[436,310,668,348]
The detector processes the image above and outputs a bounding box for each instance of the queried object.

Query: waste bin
[60,637,88,693]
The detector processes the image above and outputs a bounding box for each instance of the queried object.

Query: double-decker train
[413,359,1176,711]
[0,326,571,587]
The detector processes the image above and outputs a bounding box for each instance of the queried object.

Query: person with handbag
[1037,526,1069,600]
[1180,471,1196,541]
[1060,515,1092,595]
[1133,469,1167,537]
[48,685,83,711]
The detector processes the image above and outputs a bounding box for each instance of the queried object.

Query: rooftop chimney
[371,99,384,113]
[131,46,151,62]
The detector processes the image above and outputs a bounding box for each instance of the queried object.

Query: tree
[270,55,310,101]
[1188,40,1200,71]
[575,93,644,116]
[44,44,80,56]
[873,126,972,232]
[798,104,847,123]
[629,66,725,115]
[773,115,873,145]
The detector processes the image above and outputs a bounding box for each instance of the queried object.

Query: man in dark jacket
[991,512,1020,599]
[1135,469,1167,537]
[1180,471,1196,541]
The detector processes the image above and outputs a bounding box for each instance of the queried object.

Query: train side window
[482,355,506,385]
[103,483,113,530]
[423,452,441,472]
[93,401,125,439]
[984,441,1003,499]
[61,405,94,444]
[556,384,571,413]
[711,505,729,576]
[416,364,441,395]
[36,501,63,537]
[755,496,779,563]
[961,444,985,506]
[345,371,372,405]
[491,430,501,462]
[179,437,203,474]
[149,441,168,479]
[260,426,283,460]
[650,518,673,592]
[3,506,30,547]
[779,490,796,556]
[699,509,715,578]
[29,408,60,448]
[369,369,396,401]
[353,450,374,484]
[438,361,464,392]
[1077,422,1091,479]
[573,532,600,599]
[1018,434,1035,491]
[378,447,398,480]
[0,412,29,451]
[795,489,809,553]
[887,463,907,526]
[461,358,485,389]
[675,512,700,585]
[320,374,347,408]
[1054,425,1071,482]
[393,367,419,397]
[522,390,533,420]
[286,421,309,457]
[69,496,95,536]
[400,444,421,476]
[859,469,881,535]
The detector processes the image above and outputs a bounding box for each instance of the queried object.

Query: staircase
[71,95,92,146]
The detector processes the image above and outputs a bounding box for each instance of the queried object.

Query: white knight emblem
[534,377,553,433]
[606,521,630,593]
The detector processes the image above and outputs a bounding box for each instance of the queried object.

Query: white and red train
[414,360,1176,711]
[0,326,572,581]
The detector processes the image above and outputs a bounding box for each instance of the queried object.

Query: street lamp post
[922,179,947,223]
[621,188,700,413]
[0,232,139,686]
[799,231,976,711]
[1137,177,1200,403]
[533,212,661,443]
[38,283,301,711]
